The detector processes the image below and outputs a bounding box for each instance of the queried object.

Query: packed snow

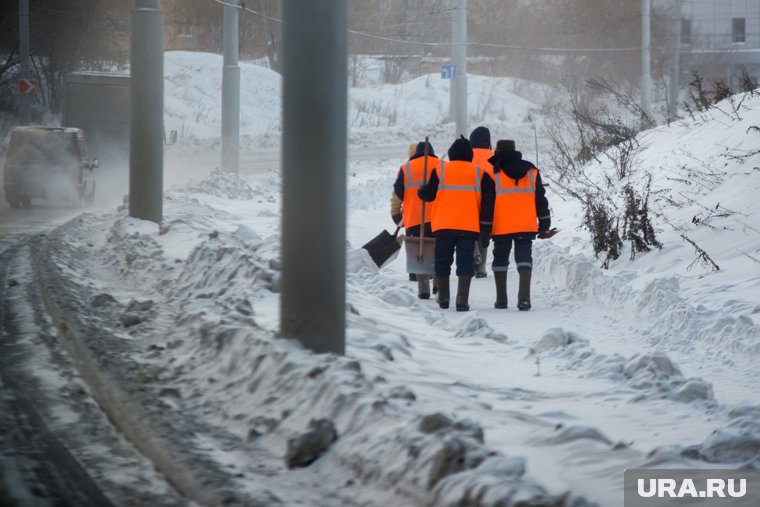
[34,51,760,505]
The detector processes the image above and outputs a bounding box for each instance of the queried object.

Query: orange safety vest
[431,160,482,233]
[402,156,440,229]
[492,167,539,235]
[472,148,494,179]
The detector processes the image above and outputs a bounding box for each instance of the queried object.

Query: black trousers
[434,233,476,278]
[492,235,533,272]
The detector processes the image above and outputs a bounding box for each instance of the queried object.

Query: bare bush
[622,177,662,260]
[545,77,663,268]
[739,66,758,95]
[582,193,622,269]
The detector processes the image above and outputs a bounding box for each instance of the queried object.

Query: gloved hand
[538,218,551,233]
[392,213,403,226]
[479,224,491,249]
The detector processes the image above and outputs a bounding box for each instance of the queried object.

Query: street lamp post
[222,0,240,173]
[280,1,347,355]
[129,0,164,224]
[19,0,31,125]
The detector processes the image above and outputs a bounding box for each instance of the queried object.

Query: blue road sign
[441,64,457,79]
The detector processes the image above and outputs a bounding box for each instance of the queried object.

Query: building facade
[680,0,760,87]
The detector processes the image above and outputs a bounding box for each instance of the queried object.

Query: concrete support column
[450,0,468,137]
[280,1,347,355]
[669,0,682,118]
[641,0,652,116]
[19,0,31,125]
[222,0,240,173]
[129,0,164,224]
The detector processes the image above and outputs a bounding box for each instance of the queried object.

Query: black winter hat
[494,139,516,153]
[469,126,491,149]
[447,136,473,162]
[411,141,435,159]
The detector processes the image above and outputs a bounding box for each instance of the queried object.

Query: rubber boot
[455,276,472,312]
[494,271,508,309]
[517,270,532,311]
[417,275,430,299]
[436,276,450,309]
[432,276,438,295]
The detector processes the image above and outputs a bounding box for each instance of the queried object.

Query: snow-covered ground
[33,52,760,505]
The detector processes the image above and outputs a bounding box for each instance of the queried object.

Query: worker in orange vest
[482,139,551,311]
[469,126,495,279]
[418,137,495,311]
[391,141,441,299]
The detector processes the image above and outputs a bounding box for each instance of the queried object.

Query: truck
[62,72,130,171]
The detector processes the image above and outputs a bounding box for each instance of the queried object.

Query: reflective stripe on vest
[403,161,423,189]
[402,158,438,229]
[439,161,482,193]
[494,168,535,194]
[431,160,482,233]
[492,167,539,235]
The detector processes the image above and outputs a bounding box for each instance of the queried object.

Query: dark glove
[538,218,551,232]
[392,213,403,226]
[479,224,492,249]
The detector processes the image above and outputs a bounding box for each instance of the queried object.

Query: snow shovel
[362,226,402,268]
[537,228,559,239]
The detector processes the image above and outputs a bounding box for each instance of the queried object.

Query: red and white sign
[18,78,36,94]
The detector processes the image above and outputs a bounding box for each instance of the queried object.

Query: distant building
[679,0,760,87]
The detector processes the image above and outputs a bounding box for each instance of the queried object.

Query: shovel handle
[418,136,430,260]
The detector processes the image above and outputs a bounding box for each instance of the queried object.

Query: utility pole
[18,0,31,125]
[221,0,240,173]
[641,0,652,116]
[280,0,347,355]
[129,0,164,224]
[669,0,682,118]
[450,0,467,137]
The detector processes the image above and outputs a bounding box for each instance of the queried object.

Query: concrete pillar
[641,0,652,116]
[450,0,468,137]
[19,0,31,125]
[129,0,164,224]
[222,0,240,173]
[280,0,347,355]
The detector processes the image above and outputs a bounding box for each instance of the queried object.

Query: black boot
[432,276,438,295]
[417,275,430,299]
[494,271,508,309]
[517,270,532,311]
[436,276,450,309]
[409,273,417,281]
[455,276,472,311]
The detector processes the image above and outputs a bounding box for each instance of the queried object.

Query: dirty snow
[34,51,760,506]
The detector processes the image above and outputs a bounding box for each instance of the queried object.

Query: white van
[3,126,98,208]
